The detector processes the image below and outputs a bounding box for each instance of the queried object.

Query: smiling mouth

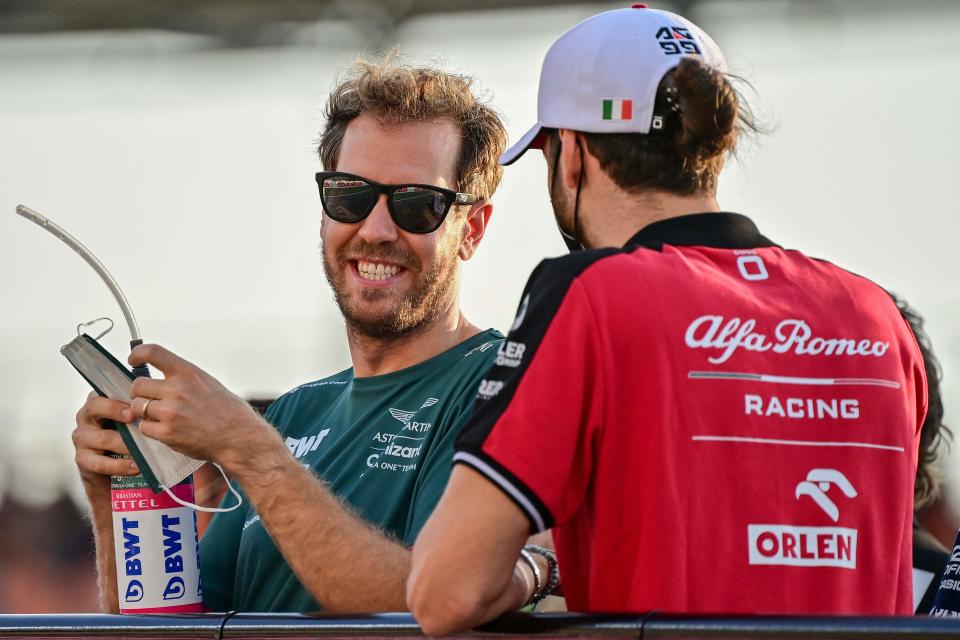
[354,259,404,282]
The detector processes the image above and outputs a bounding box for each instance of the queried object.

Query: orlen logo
[795,469,857,522]
[478,379,504,400]
[655,26,702,55]
[496,341,526,368]
[748,469,858,569]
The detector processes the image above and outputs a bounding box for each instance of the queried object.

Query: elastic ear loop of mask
[161,463,243,513]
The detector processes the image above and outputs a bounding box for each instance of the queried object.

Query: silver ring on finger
[142,398,154,421]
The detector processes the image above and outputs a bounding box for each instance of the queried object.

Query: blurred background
[0,0,958,612]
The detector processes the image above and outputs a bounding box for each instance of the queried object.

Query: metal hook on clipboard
[77,317,114,342]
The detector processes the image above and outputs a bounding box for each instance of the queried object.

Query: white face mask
[62,334,241,513]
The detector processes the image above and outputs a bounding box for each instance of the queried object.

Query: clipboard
[61,333,205,493]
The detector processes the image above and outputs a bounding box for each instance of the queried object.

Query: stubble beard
[549,159,577,242]
[322,237,459,341]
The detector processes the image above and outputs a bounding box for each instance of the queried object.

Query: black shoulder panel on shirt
[915,525,951,614]
[455,247,620,530]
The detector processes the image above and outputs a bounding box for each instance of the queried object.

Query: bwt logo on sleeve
[747,469,859,569]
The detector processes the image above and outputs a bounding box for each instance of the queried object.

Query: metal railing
[1,613,960,639]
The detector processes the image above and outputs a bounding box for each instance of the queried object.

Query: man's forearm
[229,441,411,612]
[408,466,533,635]
[84,485,120,613]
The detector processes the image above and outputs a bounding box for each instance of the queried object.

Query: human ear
[558,129,582,191]
[458,202,493,261]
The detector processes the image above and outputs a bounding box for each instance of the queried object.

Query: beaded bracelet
[523,544,559,607]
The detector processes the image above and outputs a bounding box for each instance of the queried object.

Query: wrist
[522,544,559,608]
[81,473,110,500]
[82,476,113,515]
[517,548,543,607]
[222,420,291,487]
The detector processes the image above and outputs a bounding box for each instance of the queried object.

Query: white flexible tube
[15,204,142,342]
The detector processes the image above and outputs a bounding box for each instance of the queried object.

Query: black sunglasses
[315,171,477,234]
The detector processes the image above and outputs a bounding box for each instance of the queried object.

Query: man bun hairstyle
[673,57,740,163]
[318,56,507,201]
[583,57,757,196]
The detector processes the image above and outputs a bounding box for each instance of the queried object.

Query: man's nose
[357,195,399,244]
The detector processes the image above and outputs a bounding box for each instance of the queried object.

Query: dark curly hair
[895,294,952,509]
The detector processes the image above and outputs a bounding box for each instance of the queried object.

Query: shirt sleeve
[454,254,611,533]
[199,481,246,611]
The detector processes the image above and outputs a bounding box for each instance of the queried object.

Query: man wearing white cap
[408,4,925,633]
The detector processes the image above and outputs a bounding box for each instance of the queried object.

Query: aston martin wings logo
[389,408,416,424]
[389,397,439,424]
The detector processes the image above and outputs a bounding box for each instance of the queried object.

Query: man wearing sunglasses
[70,59,549,613]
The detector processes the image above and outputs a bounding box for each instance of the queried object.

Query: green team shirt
[199,329,503,612]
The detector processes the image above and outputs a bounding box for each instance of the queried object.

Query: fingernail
[129,462,138,473]
[121,409,133,422]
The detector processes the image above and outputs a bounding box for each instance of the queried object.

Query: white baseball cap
[500,3,727,165]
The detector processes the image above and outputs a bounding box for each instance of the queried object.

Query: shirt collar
[624,212,779,251]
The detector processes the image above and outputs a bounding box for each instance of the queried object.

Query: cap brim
[499,123,546,166]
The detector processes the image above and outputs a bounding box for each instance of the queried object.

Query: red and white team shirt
[455,213,925,615]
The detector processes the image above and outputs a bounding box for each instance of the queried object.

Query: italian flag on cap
[602,98,633,121]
